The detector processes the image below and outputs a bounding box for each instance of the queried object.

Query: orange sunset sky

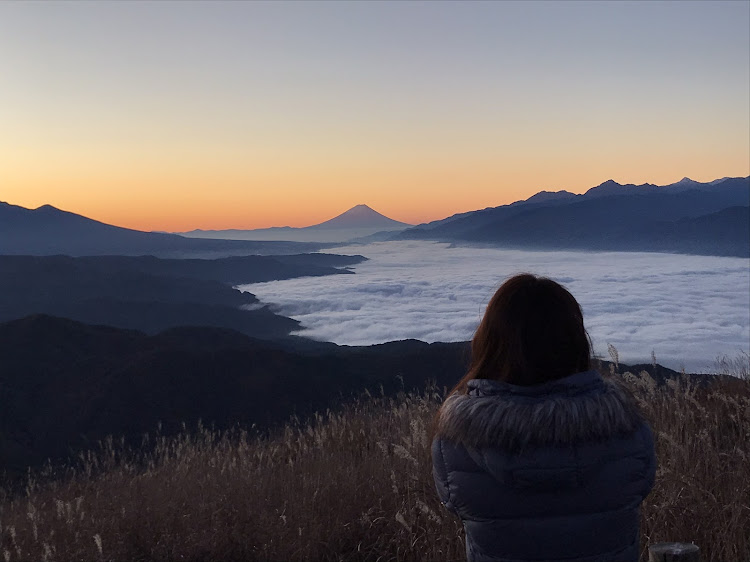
[1,1,749,232]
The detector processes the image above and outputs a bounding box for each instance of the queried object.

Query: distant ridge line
[395,175,750,258]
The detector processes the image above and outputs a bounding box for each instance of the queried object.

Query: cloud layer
[238,241,750,373]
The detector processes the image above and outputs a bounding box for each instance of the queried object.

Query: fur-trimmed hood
[436,370,644,452]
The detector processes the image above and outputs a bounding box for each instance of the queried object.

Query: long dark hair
[452,273,590,393]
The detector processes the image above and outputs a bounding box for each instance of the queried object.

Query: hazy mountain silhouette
[181,204,412,243]
[0,253,364,338]
[0,201,327,257]
[309,204,410,229]
[397,176,749,257]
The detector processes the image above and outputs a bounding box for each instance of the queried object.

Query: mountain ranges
[3,176,748,255]
[397,176,750,257]
[1,175,747,480]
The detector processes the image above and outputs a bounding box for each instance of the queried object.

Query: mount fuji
[180,204,412,243]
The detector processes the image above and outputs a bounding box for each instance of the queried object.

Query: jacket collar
[467,370,604,399]
[437,370,643,451]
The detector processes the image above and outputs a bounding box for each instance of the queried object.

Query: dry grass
[1,362,749,562]
[632,367,750,560]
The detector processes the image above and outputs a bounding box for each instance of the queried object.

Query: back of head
[456,273,590,391]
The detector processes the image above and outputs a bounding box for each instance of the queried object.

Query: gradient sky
[1,1,748,231]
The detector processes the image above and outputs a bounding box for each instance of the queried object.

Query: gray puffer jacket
[432,370,656,562]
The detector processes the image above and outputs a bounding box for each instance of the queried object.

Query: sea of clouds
[238,241,750,373]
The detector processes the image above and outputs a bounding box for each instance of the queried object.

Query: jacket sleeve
[431,438,458,515]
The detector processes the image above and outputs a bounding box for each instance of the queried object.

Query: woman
[432,274,656,562]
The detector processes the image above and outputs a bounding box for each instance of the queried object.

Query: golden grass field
[1,357,748,562]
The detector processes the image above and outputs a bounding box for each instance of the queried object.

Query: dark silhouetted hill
[0,253,364,337]
[62,253,365,285]
[0,314,704,479]
[0,315,469,474]
[0,201,328,257]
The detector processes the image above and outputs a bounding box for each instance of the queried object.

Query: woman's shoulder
[434,370,647,453]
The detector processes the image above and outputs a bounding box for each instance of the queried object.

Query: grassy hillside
[1,366,748,562]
